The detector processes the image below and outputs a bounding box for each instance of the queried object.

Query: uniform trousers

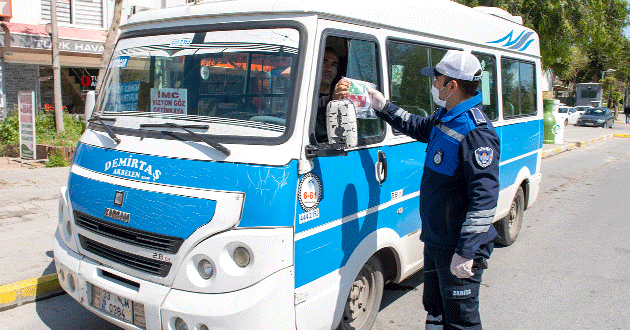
[423,242,493,330]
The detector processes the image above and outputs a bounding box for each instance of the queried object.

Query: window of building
[41,0,104,28]
[501,58,537,118]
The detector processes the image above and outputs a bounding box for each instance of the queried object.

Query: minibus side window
[386,41,448,134]
[345,39,382,141]
[315,36,383,144]
[387,42,433,116]
[473,53,499,121]
[502,58,537,118]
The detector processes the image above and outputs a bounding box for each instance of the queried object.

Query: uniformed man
[367,50,500,330]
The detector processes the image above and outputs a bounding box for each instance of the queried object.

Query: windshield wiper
[140,122,231,156]
[88,115,121,144]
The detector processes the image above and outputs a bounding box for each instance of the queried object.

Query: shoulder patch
[470,107,486,125]
[475,147,493,168]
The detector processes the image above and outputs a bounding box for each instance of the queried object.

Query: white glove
[450,253,474,279]
[367,86,387,112]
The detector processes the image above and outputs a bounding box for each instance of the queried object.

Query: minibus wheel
[494,186,524,246]
[337,256,384,330]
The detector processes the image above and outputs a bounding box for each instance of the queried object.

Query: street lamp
[601,69,616,80]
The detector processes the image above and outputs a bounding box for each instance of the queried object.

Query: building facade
[0,0,189,118]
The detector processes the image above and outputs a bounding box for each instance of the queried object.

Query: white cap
[421,50,482,81]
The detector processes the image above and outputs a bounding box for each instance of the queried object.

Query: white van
[54,1,543,329]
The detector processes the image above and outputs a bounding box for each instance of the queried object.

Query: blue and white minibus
[53,1,542,329]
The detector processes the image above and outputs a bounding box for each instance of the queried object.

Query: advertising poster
[150,88,187,114]
[18,91,36,160]
[104,81,141,112]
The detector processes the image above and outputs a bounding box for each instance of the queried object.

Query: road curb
[542,134,614,158]
[0,273,62,311]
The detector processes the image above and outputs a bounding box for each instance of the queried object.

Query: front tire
[494,186,525,246]
[337,256,384,330]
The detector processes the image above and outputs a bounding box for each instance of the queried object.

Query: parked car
[575,106,592,116]
[558,106,580,125]
[576,107,614,128]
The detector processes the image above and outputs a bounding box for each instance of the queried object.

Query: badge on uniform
[475,147,493,168]
[433,149,444,165]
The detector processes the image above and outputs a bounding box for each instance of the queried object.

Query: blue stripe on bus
[295,120,541,287]
[294,143,423,288]
[69,174,218,239]
[497,119,542,163]
[495,119,541,189]
[294,195,420,288]
[71,143,298,230]
[498,152,538,189]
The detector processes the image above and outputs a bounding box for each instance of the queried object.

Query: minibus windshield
[94,28,300,140]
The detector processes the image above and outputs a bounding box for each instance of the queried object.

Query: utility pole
[50,0,64,133]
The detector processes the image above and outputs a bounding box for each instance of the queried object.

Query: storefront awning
[1,22,108,67]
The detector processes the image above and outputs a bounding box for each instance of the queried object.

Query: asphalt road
[2,135,630,329]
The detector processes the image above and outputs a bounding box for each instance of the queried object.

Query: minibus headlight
[597,119,604,123]
[175,317,188,330]
[197,259,214,279]
[234,246,250,267]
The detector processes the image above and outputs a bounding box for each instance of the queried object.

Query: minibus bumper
[54,232,296,330]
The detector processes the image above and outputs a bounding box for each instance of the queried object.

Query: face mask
[431,82,451,108]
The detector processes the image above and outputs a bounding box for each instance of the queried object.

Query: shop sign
[2,33,104,54]
[150,88,187,114]
[18,91,36,160]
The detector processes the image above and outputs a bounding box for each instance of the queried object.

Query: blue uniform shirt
[376,91,499,259]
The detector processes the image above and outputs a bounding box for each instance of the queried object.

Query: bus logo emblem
[114,191,125,206]
[104,208,130,223]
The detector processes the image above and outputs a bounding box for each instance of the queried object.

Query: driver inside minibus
[315,46,350,142]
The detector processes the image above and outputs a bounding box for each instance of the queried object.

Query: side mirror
[84,91,96,125]
[326,100,358,150]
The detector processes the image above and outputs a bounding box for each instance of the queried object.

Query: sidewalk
[2,119,630,311]
[541,116,630,158]
[0,160,70,310]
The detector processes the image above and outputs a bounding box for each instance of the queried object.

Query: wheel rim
[507,194,522,237]
[342,266,376,328]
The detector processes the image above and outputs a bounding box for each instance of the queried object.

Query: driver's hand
[331,79,350,100]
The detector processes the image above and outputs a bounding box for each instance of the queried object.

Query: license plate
[92,285,133,323]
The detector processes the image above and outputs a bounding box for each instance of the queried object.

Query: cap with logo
[421,50,482,81]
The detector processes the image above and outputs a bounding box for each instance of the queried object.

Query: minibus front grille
[79,235,171,277]
[74,210,183,253]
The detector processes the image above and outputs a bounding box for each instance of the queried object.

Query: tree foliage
[456,0,630,83]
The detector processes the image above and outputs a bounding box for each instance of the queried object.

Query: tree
[456,0,630,82]
[95,0,123,93]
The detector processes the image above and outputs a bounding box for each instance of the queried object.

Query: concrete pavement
[542,115,630,158]
[1,118,630,311]
[0,162,70,310]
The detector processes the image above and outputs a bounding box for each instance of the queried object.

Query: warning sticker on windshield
[170,39,191,47]
[150,88,188,114]
[110,56,129,69]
